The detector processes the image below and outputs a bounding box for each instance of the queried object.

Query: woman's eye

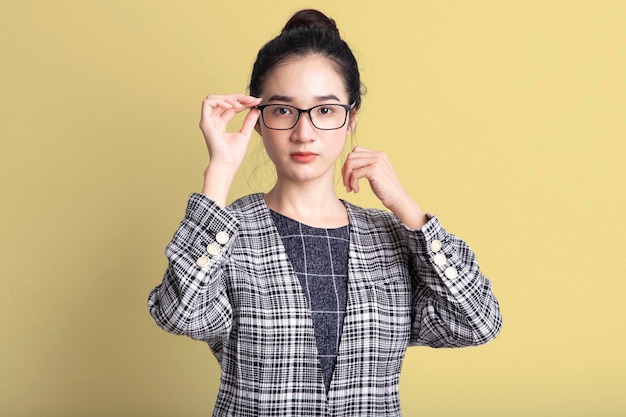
[272,106,292,116]
[316,106,334,116]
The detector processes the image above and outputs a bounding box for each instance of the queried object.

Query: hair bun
[282,9,340,36]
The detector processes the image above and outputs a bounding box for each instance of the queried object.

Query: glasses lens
[309,105,348,130]
[261,105,348,130]
[262,105,298,130]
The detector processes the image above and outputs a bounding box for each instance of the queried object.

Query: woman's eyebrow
[316,94,341,102]
[265,94,342,103]
[266,94,293,102]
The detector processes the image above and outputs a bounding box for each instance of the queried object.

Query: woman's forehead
[261,55,349,102]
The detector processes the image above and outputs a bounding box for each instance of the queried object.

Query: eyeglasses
[256,103,355,130]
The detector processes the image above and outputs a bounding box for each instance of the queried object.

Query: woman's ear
[347,111,358,135]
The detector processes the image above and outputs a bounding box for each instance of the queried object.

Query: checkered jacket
[148,193,501,417]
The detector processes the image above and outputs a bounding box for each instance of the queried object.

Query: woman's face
[257,54,356,186]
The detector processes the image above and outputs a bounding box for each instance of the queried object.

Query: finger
[352,145,374,152]
[341,158,354,191]
[240,108,261,137]
[344,155,379,176]
[343,154,387,193]
[238,97,263,111]
[342,160,366,193]
[341,158,352,192]
[342,148,363,188]
[202,98,233,120]
[202,95,260,112]
[219,95,262,112]
[204,93,258,103]
[202,99,250,126]
[348,166,366,193]
[237,95,263,106]
[348,146,378,157]
[225,94,262,104]
[342,154,368,191]
[219,97,262,118]
[350,173,360,193]
[345,150,381,165]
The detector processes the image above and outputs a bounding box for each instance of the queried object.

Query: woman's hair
[249,9,364,109]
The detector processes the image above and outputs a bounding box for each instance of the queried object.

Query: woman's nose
[290,113,317,142]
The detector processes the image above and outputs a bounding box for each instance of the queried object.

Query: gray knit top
[270,210,349,393]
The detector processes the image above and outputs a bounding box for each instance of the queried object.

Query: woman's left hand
[341,146,429,228]
[341,146,405,207]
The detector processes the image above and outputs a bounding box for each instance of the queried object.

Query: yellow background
[1,1,624,416]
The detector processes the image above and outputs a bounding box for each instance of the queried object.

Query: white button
[433,253,447,266]
[215,231,230,245]
[207,243,221,256]
[444,267,459,280]
[196,256,210,268]
[430,240,442,253]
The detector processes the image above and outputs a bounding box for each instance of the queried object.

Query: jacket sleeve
[405,215,502,347]
[147,193,239,345]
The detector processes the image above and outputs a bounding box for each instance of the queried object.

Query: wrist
[201,163,238,207]
[388,194,429,229]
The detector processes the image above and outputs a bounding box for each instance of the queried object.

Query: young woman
[148,9,501,417]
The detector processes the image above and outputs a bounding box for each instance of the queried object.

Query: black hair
[249,9,364,109]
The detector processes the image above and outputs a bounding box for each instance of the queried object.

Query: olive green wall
[1,1,624,416]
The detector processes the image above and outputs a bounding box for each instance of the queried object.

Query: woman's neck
[264,180,349,228]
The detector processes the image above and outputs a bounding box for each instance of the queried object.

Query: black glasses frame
[256,103,356,130]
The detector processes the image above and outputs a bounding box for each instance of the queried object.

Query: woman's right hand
[198,94,262,206]
[199,94,262,169]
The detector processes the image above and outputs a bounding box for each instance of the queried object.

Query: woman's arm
[342,146,501,346]
[148,194,240,343]
[406,217,502,347]
[148,94,260,341]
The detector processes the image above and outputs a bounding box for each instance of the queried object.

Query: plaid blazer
[148,193,501,417]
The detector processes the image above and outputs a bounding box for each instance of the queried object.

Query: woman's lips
[290,152,318,163]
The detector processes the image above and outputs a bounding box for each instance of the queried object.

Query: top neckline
[268,208,350,232]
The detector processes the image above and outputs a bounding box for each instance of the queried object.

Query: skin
[198,54,428,229]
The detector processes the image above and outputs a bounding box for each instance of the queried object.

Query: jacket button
[433,253,447,266]
[444,267,459,280]
[430,239,442,253]
[196,256,210,268]
[215,231,230,245]
[207,243,221,256]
